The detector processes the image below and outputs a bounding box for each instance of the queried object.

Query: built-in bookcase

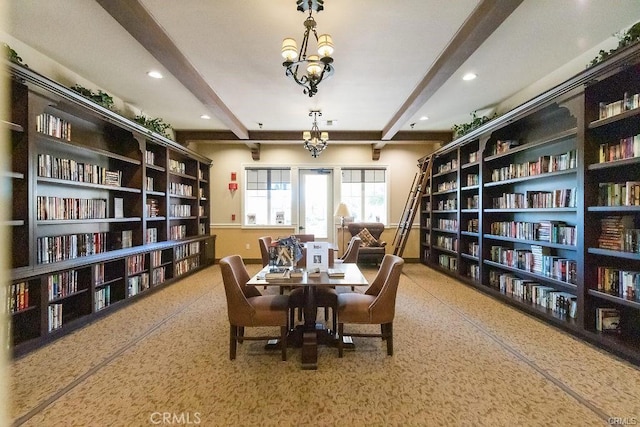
[5,61,216,357]
[419,43,640,365]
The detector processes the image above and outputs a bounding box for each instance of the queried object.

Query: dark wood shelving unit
[5,60,216,357]
[418,43,640,365]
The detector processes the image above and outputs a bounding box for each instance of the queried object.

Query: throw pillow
[356,228,378,247]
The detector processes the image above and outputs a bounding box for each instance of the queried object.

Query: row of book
[170,204,192,217]
[150,250,163,267]
[437,218,457,231]
[198,223,207,235]
[169,159,187,174]
[491,139,519,156]
[489,271,577,318]
[468,151,479,163]
[146,199,160,217]
[37,196,107,221]
[438,254,457,271]
[37,154,122,187]
[468,242,479,257]
[469,264,480,281]
[466,173,479,186]
[490,150,576,182]
[491,189,576,209]
[170,225,187,240]
[598,181,640,206]
[489,245,577,284]
[437,159,458,174]
[595,308,621,333]
[120,230,133,249]
[176,257,199,275]
[127,273,149,297]
[152,266,166,285]
[146,228,158,244]
[436,180,456,192]
[467,195,479,209]
[146,176,154,192]
[47,270,79,301]
[437,199,456,211]
[436,236,457,251]
[597,216,639,252]
[596,267,639,300]
[145,150,156,165]
[48,303,63,332]
[489,221,577,245]
[467,218,479,233]
[95,285,111,311]
[598,134,640,163]
[127,254,146,275]
[36,113,71,141]
[598,91,640,120]
[9,282,29,313]
[169,182,193,196]
[175,242,200,260]
[95,262,108,285]
[37,232,108,264]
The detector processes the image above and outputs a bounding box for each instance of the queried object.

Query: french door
[298,169,333,240]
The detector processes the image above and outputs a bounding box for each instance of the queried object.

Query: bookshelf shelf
[6,61,216,357]
[417,43,640,365]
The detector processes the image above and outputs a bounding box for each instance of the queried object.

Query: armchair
[347,222,386,265]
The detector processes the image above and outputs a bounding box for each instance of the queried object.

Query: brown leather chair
[337,254,404,357]
[258,236,272,267]
[336,236,362,264]
[220,255,289,361]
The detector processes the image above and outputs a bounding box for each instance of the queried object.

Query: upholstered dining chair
[335,236,362,264]
[258,236,272,267]
[220,255,289,361]
[336,254,404,357]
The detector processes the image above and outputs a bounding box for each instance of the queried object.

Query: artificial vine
[134,114,173,139]
[70,84,115,111]
[451,111,497,139]
[4,43,28,68]
[588,21,640,67]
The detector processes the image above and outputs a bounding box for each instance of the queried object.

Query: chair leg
[324,307,329,322]
[229,325,237,360]
[331,307,337,333]
[381,324,385,340]
[386,322,393,356]
[238,326,244,344]
[338,323,344,358]
[289,308,295,330]
[281,326,287,361]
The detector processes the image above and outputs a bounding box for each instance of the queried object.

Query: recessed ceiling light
[200,114,211,120]
[419,116,429,121]
[462,73,477,81]
[147,70,163,79]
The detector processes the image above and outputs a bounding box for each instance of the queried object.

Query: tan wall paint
[191,142,436,261]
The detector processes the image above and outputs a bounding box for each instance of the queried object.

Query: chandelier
[303,110,329,158]
[281,0,334,97]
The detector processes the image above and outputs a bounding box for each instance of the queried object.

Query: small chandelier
[303,110,329,158]
[281,0,334,97]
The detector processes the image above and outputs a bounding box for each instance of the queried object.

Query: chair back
[368,254,404,323]
[340,236,362,263]
[258,236,272,267]
[293,234,315,242]
[365,253,398,297]
[220,255,259,325]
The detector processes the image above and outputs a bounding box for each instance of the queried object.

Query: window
[341,168,387,224]
[245,168,291,225]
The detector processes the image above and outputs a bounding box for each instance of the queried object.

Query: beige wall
[191,142,437,261]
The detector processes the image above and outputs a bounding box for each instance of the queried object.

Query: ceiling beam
[96,0,249,139]
[175,130,452,144]
[381,0,524,140]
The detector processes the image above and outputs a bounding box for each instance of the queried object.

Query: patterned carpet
[9,263,640,426]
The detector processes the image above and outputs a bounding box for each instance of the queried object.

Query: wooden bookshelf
[418,42,640,365]
[5,61,215,357]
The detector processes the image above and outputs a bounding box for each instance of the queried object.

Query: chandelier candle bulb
[281,38,298,61]
[317,34,334,57]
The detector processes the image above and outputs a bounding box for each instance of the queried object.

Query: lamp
[303,110,329,158]
[334,202,350,255]
[281,0,334,97]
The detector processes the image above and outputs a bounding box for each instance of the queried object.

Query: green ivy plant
[588,21,640,67]
[4,43,28,67]
[134,114,173,139]
[451,111,497,139]
[70,84,115,110]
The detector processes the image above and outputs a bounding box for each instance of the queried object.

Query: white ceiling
[5,0,640,143]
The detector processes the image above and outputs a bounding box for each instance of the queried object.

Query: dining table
[247,263,369,369]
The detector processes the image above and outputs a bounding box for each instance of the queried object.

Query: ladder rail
[393,156,433,256]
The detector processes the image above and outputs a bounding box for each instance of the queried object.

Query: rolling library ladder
[392,155,433,257]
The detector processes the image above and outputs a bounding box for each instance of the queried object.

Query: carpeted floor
[9,263,640,426]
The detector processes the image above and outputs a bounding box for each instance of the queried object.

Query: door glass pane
[303,173,328,239]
